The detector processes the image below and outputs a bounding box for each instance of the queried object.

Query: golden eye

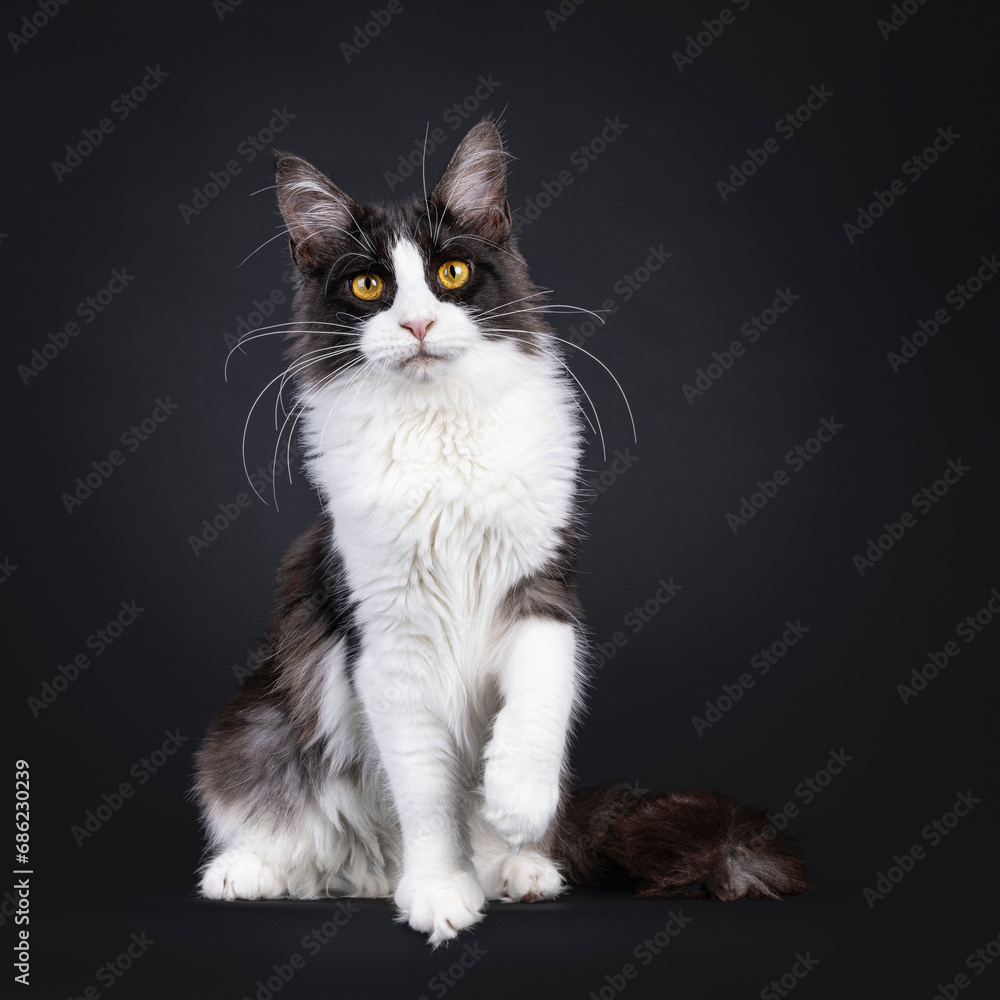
[351,273,383,301]
[437,260,470,290]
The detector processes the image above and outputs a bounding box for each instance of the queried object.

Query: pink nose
[402,318,433,342]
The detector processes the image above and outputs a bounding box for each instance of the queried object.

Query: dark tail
[553,785,811,900]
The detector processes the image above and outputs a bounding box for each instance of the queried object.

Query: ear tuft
[274,152,361,269]
[430,118,511,238]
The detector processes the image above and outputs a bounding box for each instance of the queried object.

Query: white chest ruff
[302,345,580,669]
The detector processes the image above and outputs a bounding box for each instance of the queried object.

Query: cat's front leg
[354,649,485,945]
[482,618,580,847]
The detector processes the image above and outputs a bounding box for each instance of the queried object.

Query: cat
[194,118,809,945]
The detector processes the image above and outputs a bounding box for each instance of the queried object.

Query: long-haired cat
[194,118,809,944]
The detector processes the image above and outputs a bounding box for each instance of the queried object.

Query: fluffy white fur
[201,239,583,944]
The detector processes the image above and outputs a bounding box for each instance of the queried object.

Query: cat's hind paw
[394,870,485,946]
[200,849,287,900]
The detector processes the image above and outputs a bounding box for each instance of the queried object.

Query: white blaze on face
[359,237,479,380]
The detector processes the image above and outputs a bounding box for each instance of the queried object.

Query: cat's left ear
[274,152,362,270]
[430,118,511,239]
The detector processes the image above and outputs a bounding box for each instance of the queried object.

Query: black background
[6,1,999,997]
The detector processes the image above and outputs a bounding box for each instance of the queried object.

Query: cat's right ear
[274,152,361,270]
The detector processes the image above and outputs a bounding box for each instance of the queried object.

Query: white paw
[394,871,485,946]
[482,755,559,848]
[200,850,286,900]
[493,851,565,902]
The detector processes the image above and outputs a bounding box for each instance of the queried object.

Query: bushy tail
[554,785,810,900]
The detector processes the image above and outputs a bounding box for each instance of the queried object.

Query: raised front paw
[394,870,485,946]
[482,753,560,848]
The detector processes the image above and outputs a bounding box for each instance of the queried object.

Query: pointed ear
[274,152,362,269]
[430,118,511,238]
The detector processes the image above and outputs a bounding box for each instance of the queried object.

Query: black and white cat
[194,119,809,945]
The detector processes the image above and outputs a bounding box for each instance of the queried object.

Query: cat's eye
[437,260,470,290]
[351,273,383,301]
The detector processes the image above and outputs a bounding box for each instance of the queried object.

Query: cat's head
[274,118,546,390]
